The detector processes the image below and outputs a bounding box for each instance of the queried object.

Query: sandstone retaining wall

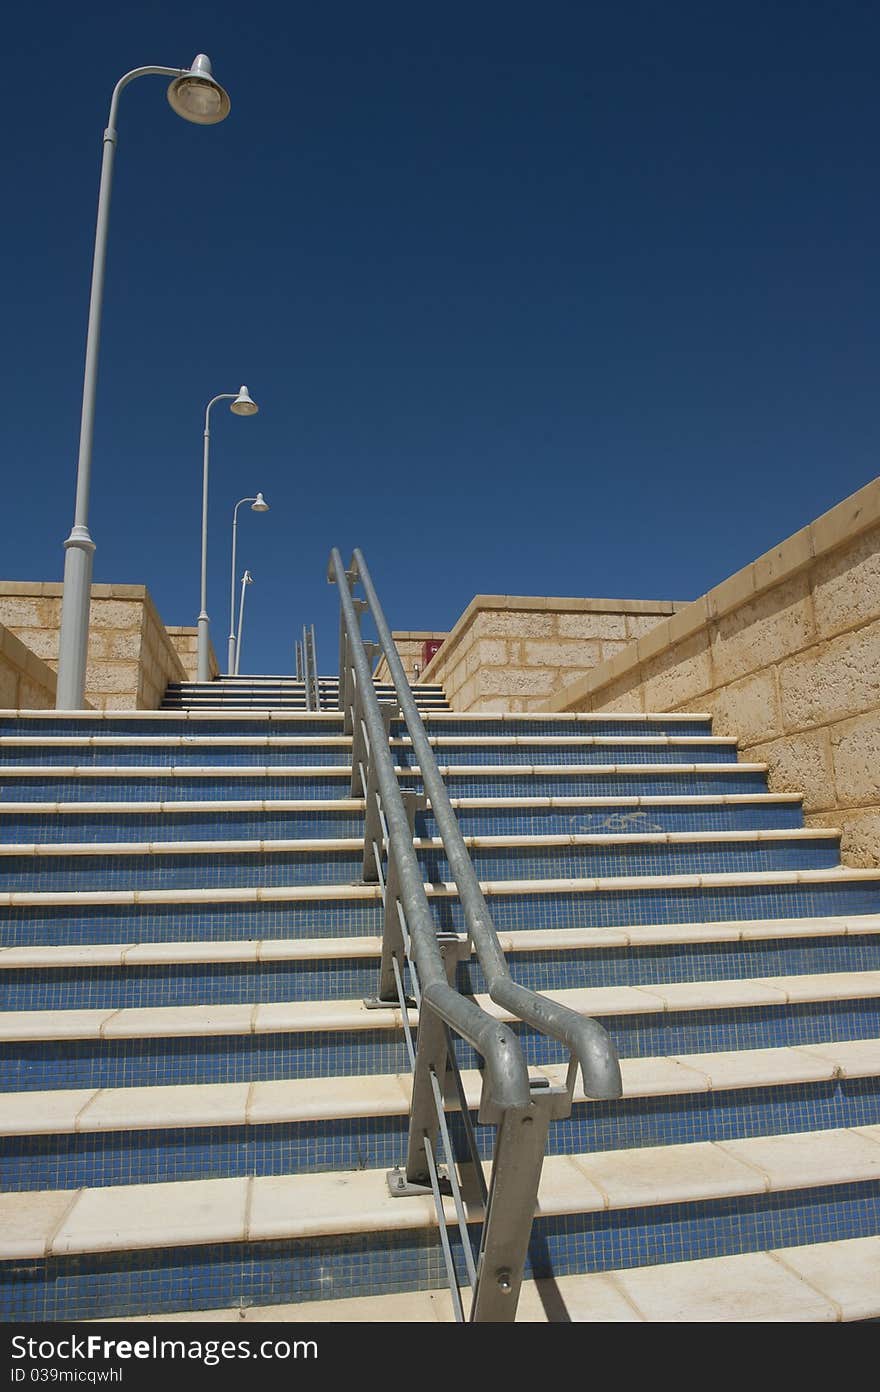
[0,583,189,710]
[544,477,880,867]
[421,596,684,712]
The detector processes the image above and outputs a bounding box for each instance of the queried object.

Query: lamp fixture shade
[251,493,269,512]
[230,385,258,416]
[167,54,231,125]
[242,570,254,584]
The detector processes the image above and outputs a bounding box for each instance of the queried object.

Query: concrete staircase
[1,682,879,1322]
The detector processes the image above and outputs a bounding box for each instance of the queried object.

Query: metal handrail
[329,549,531,1119]
[350,547,622,1103]
[329,547,623,1322]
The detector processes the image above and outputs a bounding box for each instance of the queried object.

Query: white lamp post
[56,55,231,710]
[228,493,269,674]
[234,570,254,676]
[198,387,259,681]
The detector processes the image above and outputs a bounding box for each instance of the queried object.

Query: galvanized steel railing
[328,547,622,1321]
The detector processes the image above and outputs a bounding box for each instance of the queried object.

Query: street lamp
[234,570,254,676]
[198,387,260,681]
[55,55,231,710]
[228,493,269,674]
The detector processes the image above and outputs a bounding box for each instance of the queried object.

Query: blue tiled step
[0,766,768,804]
[0,832,841,893]
[0,715,714,739]
[0,738,734,768]
[0,772,355,803]
[0,743,354,768]
[4,1069,879,1194]
[3,974,880,1089]
[5,925,880,1011]
[3,1046,874,1191]
[4,870,880,946]
[0,796,805,846]
[2,1131,879,1320]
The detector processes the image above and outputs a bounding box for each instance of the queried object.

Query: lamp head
[251,492,269,512]
[230,385,258,416]
[242,570,254,584]
[167,54,231,125]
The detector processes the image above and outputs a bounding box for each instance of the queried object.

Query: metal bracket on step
[387,1164,451,1199]
[363,993,416,1010]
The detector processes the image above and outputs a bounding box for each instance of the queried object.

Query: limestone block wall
[0,583,187,710]
[420,596,684,712]
[544,477,880,867]
[0,621,58,709]
[166,627,220,682]
[373,631,449,684]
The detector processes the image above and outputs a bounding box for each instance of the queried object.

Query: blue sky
[2,2,878,676]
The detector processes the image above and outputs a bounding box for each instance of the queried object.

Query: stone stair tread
[1,1040,876,1137]
[3,970,879,1041]
[165,1237,871,1323]
[0,761,766,779]
[4,914,877,969]
[3,864,878,909]
[0,826,838,858]
[0,792,802,815]
[3,1126,879,1260]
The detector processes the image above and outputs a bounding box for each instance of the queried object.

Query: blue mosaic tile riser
[0,718,343,738]
[0,775,351,803]
[396,743,734,768]
[0,716,712,739]
[3,1077,878,1193]
[2,1181,878,1321]
[4,998,880,1092]
[0,745,354,768]
[0,809,366,844]
[0,770,768,805]
[6,933,880,1013]
[414,770,771,798]
[5,878,880,947]
[0,1028,411,1092]
[0,800,803,845]
[0,837,839,893]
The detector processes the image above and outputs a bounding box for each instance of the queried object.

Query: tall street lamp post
[228,493,269,674]
[56,55,231,710]
[198,388,259,681]
[235,570,254,676]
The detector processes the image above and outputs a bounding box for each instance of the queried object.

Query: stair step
[4,969,879,1043]
[3,1040,878,1139]
[3,1125,879,1262]
[138,1237,879,1322]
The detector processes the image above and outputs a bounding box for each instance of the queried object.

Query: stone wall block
[0,599,44,628]
[475,666,557,697]
[779,620,880,731]
[807,807,880,869]
[811,522,880,641]
[707,668,782,746]
[556,613,627,640]
[625,614,669,640]
[88,601,142,629]
[523,639,602,668]
[642,632,713,710]
[710,573,815,684]
[746,728,835,813]
[475,611,556,639]
[828,709,880,809]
